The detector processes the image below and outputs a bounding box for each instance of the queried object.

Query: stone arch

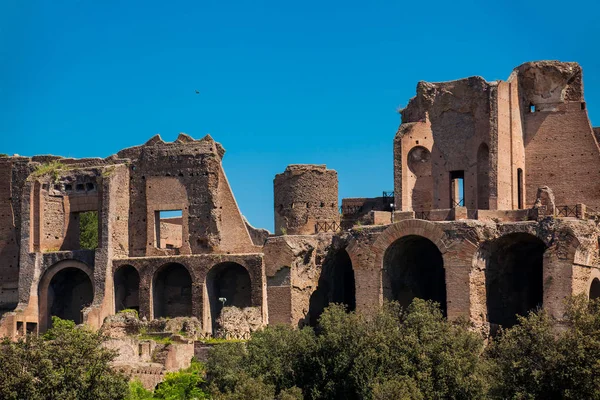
[369,219,479,320]
[307,248,355,326]
[205,262,252,334]
[477,143,489,210]
[485,232,546,328]
[152,263,193,319]
[38,260,94,332]
[114,265,140,313]
[590,278,600,300]
[383,235,446,314]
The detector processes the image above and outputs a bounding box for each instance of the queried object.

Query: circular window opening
[407,146,431,175]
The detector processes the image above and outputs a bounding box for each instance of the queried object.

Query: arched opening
[407,146,433,211]
[383,235,446,314]
[486,233,545,327]
[206,262,252,334]
[307,249,356,326]
[114,265,140,313]
[153,263,192,319]
[46,267,93,328]
[477,143,490,209]
[590,278,600,300]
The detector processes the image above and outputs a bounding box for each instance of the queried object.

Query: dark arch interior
[590,278,600,300]
[48,267,93,326]
[307,249,356,326]
[383,235,446,314]
[114,265,140,313]
[486,233,545,327]
[153,263,192,318]
[206,262,251,333]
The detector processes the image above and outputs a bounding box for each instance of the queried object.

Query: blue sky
[1,0,599,232]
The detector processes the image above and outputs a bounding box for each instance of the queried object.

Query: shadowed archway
[206,262,252,334]
[43,267,94,329]
[590,278,600,300]
[486,233,546,327]
[114,265,140,313]
[307,249,355,326]
[152,263,192,319]
[383,235,446,314]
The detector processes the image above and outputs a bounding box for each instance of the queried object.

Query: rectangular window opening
[530,104,536,113]
[517,168,524,209]
[26,322,37,334]
[155,210,183,249]
[450,170,465,207]
[79,211,99,250]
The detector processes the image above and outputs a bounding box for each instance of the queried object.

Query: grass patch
[138,334,173,345]
[118,308,139,318]
[30,160,64,180]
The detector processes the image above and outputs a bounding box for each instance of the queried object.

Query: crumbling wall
[398,77,500,210]
[120,134,255,257]
[274,165,339,235]
[516,61,600,209]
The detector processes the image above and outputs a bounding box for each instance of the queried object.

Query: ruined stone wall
[516,61,600,209]
[119,134,256,257]
[398,78,501,210]
[274,165,339,235]
[0,158,26,312]
[394,121,434,211]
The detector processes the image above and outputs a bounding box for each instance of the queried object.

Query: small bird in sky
[195,90,200,94]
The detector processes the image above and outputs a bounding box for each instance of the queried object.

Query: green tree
[206,300,487,400]
[487,296,600,399]
[79,210,99,249]
[154,359,208,400]
[0,317,128,400]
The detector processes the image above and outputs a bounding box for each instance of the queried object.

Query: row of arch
[308,232,547,328]
[43,261,253,333]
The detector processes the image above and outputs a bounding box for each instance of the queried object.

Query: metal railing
[414,210,431,220]
[555,205,578,218]
[315,221,341,233]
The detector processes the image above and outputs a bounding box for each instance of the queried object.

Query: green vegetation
[30,160,64,180]
[137,333,173,345]
[118,308,140,318]
[0,317,128,400]
[4,297,600,399]
[79,210,99,249]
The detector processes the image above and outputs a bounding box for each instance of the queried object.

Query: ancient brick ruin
[1,61,600,356]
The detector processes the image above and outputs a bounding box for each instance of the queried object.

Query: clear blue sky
[1,0,599,232]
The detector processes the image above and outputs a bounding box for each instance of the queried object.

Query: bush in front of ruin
[206,299,487,400]
[0,317,129,400]
[486,295,600,399]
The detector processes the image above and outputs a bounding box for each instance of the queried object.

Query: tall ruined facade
[0,60,599,340]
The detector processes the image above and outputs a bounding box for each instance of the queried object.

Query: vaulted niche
[307,249,355,326]
[47,267,93,327]
[114,265,140,313]
[407,146,433,210]
[383,235,446,314]
[153,263,192,318]
[590,278,600,300]
[206,262,252,334]
[486,233,545,327]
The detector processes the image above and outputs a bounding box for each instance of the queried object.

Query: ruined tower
[273,164,339,235]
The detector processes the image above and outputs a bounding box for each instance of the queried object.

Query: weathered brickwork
[0,61,598,353]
